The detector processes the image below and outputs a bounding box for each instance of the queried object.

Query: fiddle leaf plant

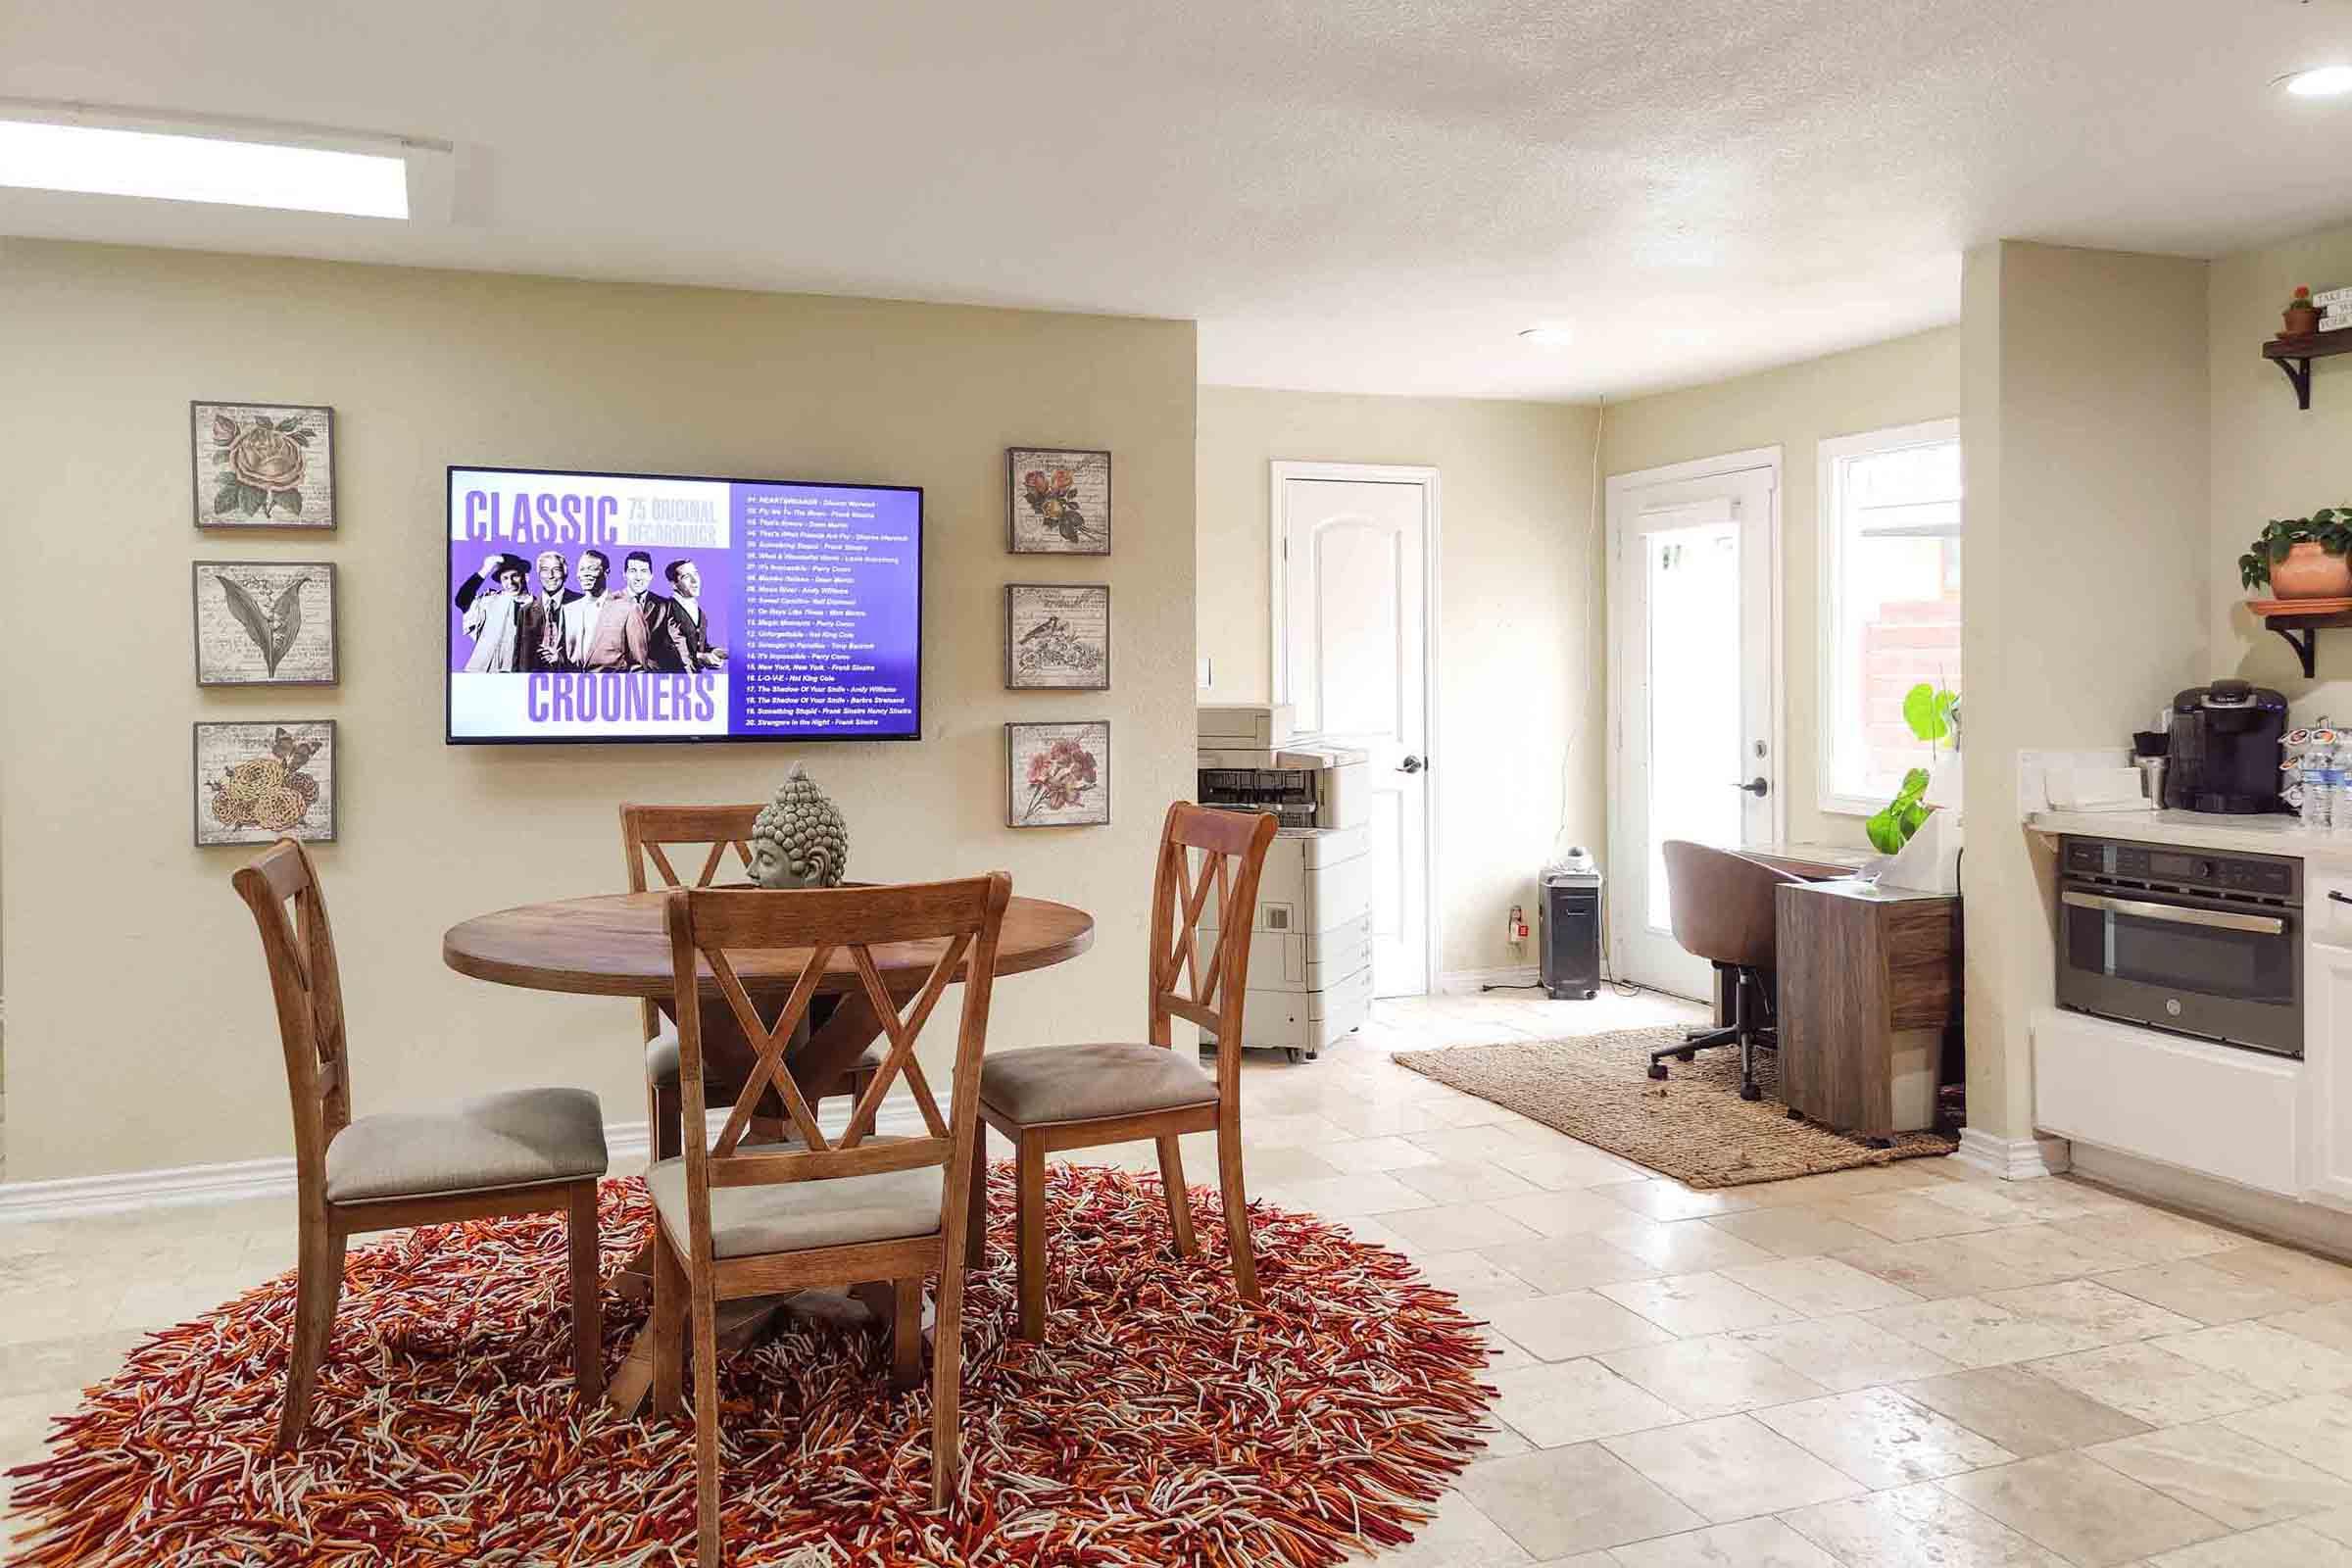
[2240,508,2352,590]
[1865,681,1959,855]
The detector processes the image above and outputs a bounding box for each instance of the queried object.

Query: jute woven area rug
[1396,1025,1955,1190]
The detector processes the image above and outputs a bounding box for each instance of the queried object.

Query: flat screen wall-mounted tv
[446,466,921,745]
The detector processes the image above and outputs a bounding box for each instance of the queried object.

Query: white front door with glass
[1606,456,1780,1000]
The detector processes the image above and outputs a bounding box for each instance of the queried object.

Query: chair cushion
[645,1027,888,1087]
[979,1043,1218,1126]
[646,1145,942,1259]
[324,1087,609,1204]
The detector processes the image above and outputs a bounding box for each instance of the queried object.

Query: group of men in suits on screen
[455,548,729,674]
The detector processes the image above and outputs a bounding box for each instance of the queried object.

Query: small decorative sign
[194,720,337,846]
[1005,583,1110,690]
[192,402,335,529]
[192,562,338,685]
[1007,447,1110,555]
[1006,720,1109,827]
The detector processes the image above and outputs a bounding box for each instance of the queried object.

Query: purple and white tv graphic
[447,468,920,741]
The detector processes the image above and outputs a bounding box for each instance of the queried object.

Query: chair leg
[651,1235,686,1419]
[566,1182,605,1400]
[1216,1120,1259,1305]
[690,1287,721,1568]
[1014,1134,1048,1342]
[965,1127,990,1270]
[1155,1134,1198,1257]
[888,1277,923,1392]
[652,1078,682,1163]
[276,1220,345,1450]
[930,1228,967,1509]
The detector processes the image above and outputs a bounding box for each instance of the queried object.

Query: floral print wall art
[193,402,335,529]
[1006,720,1109,827]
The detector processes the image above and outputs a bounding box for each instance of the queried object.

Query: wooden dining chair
[974,803,1278,1341]
[649,873,1010,1561]
[621,803,881,1161]
[230,839,609,1450]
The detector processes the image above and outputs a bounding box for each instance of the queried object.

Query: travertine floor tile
[2094,1258,2311,1325]
[1727,1313,1962,1393]
[1699,1204,1882,1259]
[1834,1238,2039,1300]
[1456,1443,1703,1560]
[1605,1516,1838,1567]
[2048,1209,2244,1267]
[1596,1271,1805,1336]
[1825,1192,2001,1243]
[2084,1420,2352,1531]
[1595,1335,1830,1419]
[1482,1233,1662,1295]
[1753,1387,2016,1489]
[1950,1223,2139,1286]
[1380,1201,1544,1252]
[1487,1187,1650,1239]
[1859,1296,2103,1370]
[1780,1481,2068,1567]
[2220,1393,2352,1480]
[1313,1136,1445,1174]
[1896,1364,2152,1456]
[1595,1219,1776,1275]
[1392,1158,1544,1205]
[1487,1357,1686,1448]
[2150,1320,2352,1397]
[1599,1412,1866,1522]
[2267,1299,2352,1356]
[1980,1278,2203,1346]
[1408,1250,1546,1309]
[1484,1291,1676,1362]
[2142,1520,2352,1566]
[1720,1254,1922,1316]
[2201,1243,2352,1305]
[1938,1451,2229,1567]
[1603,1181,1763,1223]
[2027,1341,2271,1428]
[1369,1488,1536,1567]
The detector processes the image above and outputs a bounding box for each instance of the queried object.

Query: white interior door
[1274,465,1435,998]
[1606,457,1780,1000]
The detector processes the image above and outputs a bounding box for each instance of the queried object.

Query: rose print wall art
[1006,447,1110,555]
[1006,720,1110,827]
[192,402,335,529]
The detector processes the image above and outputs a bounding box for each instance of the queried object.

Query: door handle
[2330,891,2352,906]
[1397,755,1426,774]
[2061,890,2285,935]
[1731,776,1768,798]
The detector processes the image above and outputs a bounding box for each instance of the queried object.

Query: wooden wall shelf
[2264,331,2352,410]
[2247,595,2352,677]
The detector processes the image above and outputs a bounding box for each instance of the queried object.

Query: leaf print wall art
[1007,447,1110,555]
[192,402,335,529]
[193,563,338,685]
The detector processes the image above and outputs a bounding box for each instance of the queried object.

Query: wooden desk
[1711,845,1878,1023]
[1775,878,1962,1144]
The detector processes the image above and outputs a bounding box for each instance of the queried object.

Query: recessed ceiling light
[1518,324,1576,348]
[2283,64,2352,98]
[0,109,424,218]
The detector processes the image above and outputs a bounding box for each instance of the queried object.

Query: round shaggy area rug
[7,1163,1496,1566]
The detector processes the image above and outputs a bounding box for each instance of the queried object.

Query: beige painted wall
[1599,328,1961,851]
[1195,387,1602,980]
[0,239,1198,1183]
[1960,240,2210,1143]
[2209,220,2352,708]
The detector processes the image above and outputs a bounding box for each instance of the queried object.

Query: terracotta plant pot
[2284,305,2322,337]
[2268,539,2352,599]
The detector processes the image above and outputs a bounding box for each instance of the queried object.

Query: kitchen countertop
[2028,808,2352,861]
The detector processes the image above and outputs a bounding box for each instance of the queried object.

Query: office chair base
[1788,1107,1806,1121]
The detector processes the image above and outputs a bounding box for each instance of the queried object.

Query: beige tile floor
[5,990,2352,1568]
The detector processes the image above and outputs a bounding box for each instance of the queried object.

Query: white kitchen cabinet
[2307,938,2352,1210]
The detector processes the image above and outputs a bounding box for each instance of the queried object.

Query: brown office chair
[1650,840,1802,1102]
[620,804,881,1161]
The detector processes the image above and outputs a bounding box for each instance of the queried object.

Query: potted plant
[2285,285,2323,337]
[2240,509,2352,599]
[1866,683,1957,854]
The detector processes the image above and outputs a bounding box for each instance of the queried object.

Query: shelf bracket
[2274,353,2315,411]
[2270,620,2322,679]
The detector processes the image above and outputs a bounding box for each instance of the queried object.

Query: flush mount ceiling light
[1518,324,1576,347]
[0,100,451,219]
[2282,64,2352,97]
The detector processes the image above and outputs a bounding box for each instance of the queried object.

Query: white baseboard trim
[0,1101,924,1225]
[2067,1141,2352,1263]
[1436,964,1543,996]
[1954,1127,2073,1182]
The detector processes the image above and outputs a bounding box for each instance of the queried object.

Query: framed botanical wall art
[1005,583,1110,690]
[192,562,338,686]
[195,720,336,846]
[1006,719,1109,827]
[1007,447,1109,554]
[192,402,335,529]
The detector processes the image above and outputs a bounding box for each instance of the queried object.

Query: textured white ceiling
[6,0,2351,399]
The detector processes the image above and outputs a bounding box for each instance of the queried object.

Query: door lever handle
[1397,755,1426,774]
[1730,776,1768,798]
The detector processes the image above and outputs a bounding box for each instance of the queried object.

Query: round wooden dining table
[442,887,1095,1414]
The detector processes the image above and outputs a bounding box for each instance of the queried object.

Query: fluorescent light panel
[0,119,408,218]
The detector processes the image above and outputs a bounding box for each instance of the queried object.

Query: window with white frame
[1819,419,1961,815]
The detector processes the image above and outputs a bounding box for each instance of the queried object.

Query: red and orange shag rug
[7,1162,1496,1566]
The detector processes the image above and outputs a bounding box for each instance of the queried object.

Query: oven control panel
[2061,837,2299,898]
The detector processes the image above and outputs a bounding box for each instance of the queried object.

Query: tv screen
[446,466,921,744]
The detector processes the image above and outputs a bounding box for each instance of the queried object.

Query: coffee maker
[2165,679,2288,813]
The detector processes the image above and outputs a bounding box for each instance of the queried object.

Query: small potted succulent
[2241,509,2352,600]
[2284,285,2323,338]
